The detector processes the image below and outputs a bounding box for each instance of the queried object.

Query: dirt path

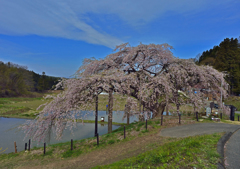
[16,131,171,169]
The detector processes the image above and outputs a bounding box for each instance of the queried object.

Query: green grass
[0,119,162,165]
[0,116,225,168]
[107,139,115,145]
[224,96,240,111]
[234,112,240,120]
[0,92,130,119]
[93,133,223,169]
[61,148,82,158]
[0,152,19,160]
[1,90,239,120]
[76,119,125,126]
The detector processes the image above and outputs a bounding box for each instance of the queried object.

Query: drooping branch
[19,42,230,143]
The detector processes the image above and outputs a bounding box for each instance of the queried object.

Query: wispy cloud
[0,1,123,49]
[0,0,237,48]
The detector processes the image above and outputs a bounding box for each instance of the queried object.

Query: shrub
[108,140,115,145]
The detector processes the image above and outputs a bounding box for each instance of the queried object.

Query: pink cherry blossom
[19,42,229,142]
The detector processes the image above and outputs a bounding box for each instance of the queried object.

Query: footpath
[159,123,240,169]
[225,128,240,169]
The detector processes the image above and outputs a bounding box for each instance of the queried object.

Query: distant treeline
[195,37,240,95]
[0,61,61,97]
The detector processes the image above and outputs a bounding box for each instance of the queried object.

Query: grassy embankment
[0,115,224,169]
[93,133,223,169]
[0,92,240,168]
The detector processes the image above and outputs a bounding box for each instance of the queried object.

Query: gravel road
[159,123,240,138]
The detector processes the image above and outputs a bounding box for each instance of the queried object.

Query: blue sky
[0,0,239,78]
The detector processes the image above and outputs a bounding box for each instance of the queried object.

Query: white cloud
[67,0,219,25]
[0,0,235,48]
[0,0,123,48]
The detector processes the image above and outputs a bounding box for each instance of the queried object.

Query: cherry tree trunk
[125,103,130,125]
[153,102,166,118]
[194,105,196,116]
[166,101,169,116]
[139,100,144,121]
[177,104,180,115]
[127,112,129,125]
[108,86,113,133]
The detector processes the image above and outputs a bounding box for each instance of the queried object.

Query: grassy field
[0,90,239,121]
[0,90,206,119]
[224,96,240,110]
[0,90,129,119]
[0,116,225,169]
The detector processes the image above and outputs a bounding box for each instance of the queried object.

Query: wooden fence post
[28,139,31,151]
[161,115,163,126]
[179,114,181,124]
[97,133,99,146]
[146,119,147,130]
[124,126,126,139]
[44,143,46,155]
[14,141,17,153]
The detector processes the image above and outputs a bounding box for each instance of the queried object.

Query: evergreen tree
[0,61,61,97]
[197,37,240,95]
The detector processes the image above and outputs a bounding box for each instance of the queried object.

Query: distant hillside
[195,37,240,95]
[0,61,62,97]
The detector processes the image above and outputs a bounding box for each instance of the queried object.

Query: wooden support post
[146,119,147,130]
[28,139,31,151]
[124,126,126,139]
[25,143,27,151]
[95,94,98,137]
[71,139,73,150]
[161,115,163,126]
[125,104,130,125]
[44,143,46,155]
[97,133,99,146]
[179,114,181,124]
[14,141,17,153]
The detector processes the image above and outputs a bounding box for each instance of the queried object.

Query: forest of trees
[195,37,240,95]
[0,61,61,97]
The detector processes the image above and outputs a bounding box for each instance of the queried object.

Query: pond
[0,111,139,154]
[0,111,171,154]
